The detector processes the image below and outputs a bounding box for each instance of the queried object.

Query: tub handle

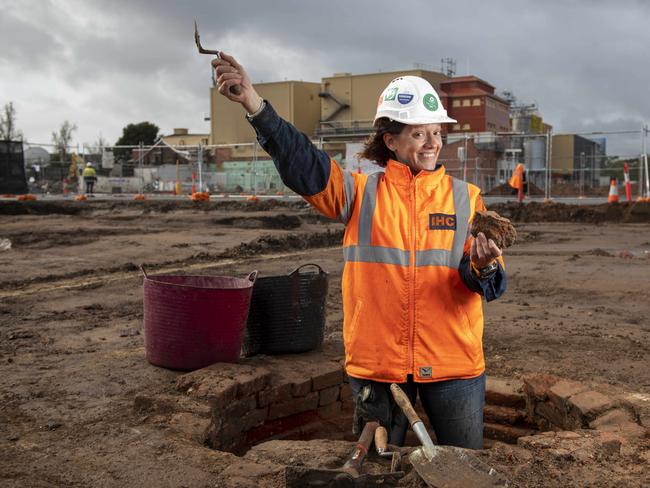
[290,263,325,276]
[139,264,149,279]
[247,270,258,283]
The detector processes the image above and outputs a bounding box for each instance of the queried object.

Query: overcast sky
[1,0,648,155]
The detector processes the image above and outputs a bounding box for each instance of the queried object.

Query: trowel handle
[375,426,388,454]
[390,384,421,427]
[342,421,379,476]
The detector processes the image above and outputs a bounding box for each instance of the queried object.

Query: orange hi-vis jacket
[249,102,506,383]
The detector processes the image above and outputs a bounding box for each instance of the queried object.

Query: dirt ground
[1,199,649,487]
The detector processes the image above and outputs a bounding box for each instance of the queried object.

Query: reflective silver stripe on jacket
[337,170,356,224]
[343,175,470,269]
[343,245,410,266]
[357,172,382,246]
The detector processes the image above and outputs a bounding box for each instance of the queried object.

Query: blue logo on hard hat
[397,93,414,104]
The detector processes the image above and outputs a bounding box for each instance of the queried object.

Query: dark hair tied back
[358,118,405,167]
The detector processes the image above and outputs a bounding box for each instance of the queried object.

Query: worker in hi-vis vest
[214,54,507,449]
[82,162,97,195]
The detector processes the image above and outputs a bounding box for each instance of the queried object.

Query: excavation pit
[133,348,649,486]
[135,344,544,456]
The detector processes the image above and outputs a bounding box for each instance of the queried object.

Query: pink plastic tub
[142,267,257,371]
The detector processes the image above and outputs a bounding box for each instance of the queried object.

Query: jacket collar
[384,159,446,188]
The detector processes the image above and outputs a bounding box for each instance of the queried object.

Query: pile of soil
[486,182,545,196]
[489,201,650,223]
[0,198,307,216]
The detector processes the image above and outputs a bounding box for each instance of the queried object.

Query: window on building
[179,139,186,146]
[487,99,496,109]
[473,98,481,106]
[452,99,461,107]
[202,138,208,145]
[453,124,460,131]
[462,123,471,131]
[462,99,471,107]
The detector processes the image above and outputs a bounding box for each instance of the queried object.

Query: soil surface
[1,200,649,487]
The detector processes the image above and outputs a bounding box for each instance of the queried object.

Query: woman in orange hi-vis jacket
[214,54,506,449]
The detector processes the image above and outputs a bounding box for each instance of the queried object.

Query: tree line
[1,101,159,164]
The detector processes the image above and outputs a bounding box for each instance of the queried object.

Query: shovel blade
[409,446,508,488]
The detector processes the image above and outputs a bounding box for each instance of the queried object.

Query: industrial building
[439,76,511,134]
[551,134,605,186]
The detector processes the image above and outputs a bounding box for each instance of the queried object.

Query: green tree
[114,121,159,161]
[0,102,23,141]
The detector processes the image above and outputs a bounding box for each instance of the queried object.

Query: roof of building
[440,75,494,88]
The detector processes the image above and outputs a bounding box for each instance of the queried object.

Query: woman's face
[383,123,443,173]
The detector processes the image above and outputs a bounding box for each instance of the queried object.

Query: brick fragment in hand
[471,210,517,249]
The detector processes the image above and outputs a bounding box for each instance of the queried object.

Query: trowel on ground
[390,384,509,488]
[284,421,404,487]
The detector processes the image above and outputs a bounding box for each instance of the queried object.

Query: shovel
[390,384,508,488]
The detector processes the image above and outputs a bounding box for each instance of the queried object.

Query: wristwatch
[472,260,498,279]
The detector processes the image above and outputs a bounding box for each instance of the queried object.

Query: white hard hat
[86,162,92,167]
[374,76,456,125]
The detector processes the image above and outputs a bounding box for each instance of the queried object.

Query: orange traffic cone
[607,177,619,203]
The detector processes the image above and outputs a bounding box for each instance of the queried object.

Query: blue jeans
[349,373,485,449]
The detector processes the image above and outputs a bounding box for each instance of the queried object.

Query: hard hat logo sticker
[397,93,414,104]
[384,87,398,101]
[423,94,438,111]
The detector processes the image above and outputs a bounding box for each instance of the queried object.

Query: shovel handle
[390,384,421,428]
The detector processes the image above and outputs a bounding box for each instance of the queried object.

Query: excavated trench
[142,344,541,460]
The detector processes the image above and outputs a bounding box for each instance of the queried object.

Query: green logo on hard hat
[384,87,397,101]
[423,94,438,111]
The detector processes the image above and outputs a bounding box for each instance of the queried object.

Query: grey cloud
[0,0,648,153]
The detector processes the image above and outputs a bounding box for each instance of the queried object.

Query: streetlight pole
[579,152,585,198]
[641,124,650,197]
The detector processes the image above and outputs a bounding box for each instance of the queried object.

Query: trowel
[390,384,509,488]
[194,20,241,95]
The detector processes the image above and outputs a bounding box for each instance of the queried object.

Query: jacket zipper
[408,177,416,376]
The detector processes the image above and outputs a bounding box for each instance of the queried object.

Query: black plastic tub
[243,264,328,356]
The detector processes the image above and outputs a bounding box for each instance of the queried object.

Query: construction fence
[18,128,650,200]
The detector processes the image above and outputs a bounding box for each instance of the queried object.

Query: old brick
[483,422,535,444]
[242,408,269,432]
[340,383,353,401]
[589,408,647,439]
[486,377,526,409]
[168,412,211,444]
[517,431,556,449]
[222,395,258,418]
[568,390,616,426]
[535,400,568,429]
[522,374,561,400]
[291,379,312,397]
[176,363,271,409]
[312,368,344,391]
[317,401,343,420]
[246,410,320,446]
[548,379,589,411]
[483,404,527,426]
[268,392,319,420]
[258,383,292,408]
[319,386,340,407]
